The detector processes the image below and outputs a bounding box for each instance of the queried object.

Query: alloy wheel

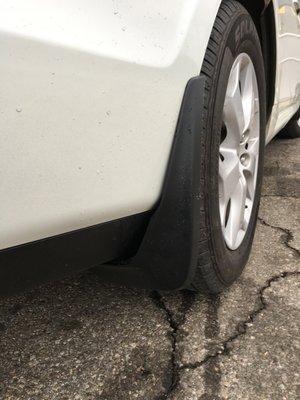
[219,53,260,250]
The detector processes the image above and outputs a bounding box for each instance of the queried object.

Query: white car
[1,0,299,294]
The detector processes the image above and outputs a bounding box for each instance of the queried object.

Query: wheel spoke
[225,175,247,249]
[241,63,256,132]
[219,150,240,226]
[223,60,245,147]
[248,137,259,155]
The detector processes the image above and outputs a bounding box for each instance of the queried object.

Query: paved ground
[0,138,299,400]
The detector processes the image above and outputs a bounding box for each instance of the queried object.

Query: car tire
[278,108,300,139]
[189,0,266,293]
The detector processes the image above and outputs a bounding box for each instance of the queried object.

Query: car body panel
[0,0,219,249]
[266,0,300,141]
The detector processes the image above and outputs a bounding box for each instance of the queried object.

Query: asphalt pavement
[0,137,299,400]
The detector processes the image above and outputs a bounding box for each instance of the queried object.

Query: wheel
[278,108,300,139]
[189,0,266,293]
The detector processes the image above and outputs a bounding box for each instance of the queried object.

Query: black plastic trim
[0,211,151,296]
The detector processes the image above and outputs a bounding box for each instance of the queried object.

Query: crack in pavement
[258,217,300,256]
[177,270,300,373]
[150,271,299,400]
[149,290,195,400]
[178,219,300,373]
[261,194,298,199]
[151,218,299,399]
[199,295,221,400]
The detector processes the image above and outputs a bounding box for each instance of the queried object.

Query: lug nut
[241,130,249,143]
[240,153,248,166]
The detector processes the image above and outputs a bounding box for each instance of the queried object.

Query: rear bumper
[0,76,206,295]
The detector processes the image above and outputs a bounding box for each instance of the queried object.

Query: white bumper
[0,0,221,249]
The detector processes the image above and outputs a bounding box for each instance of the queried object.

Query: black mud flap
[99,76,206,290]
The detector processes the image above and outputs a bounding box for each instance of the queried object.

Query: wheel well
[236,0,276,121]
